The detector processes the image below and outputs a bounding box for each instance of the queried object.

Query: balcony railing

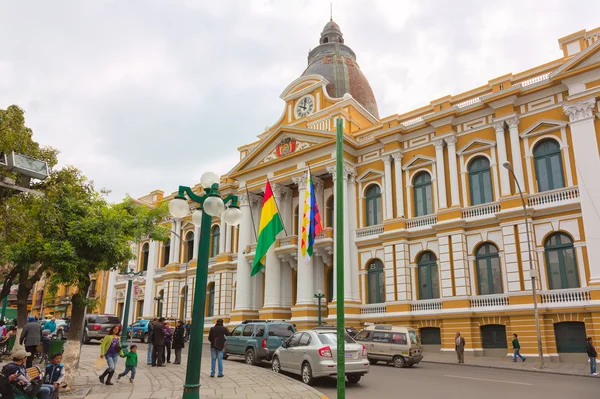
[406,215,437,229]
[410,299,443,311]
[528,186,580,208]
[462,202,500,219]
[208,257,217,266]
[470,294,509,308]
[356,225,384,238]
[541,288,590,304]
[360,303,387,314]
[278,235,297,247]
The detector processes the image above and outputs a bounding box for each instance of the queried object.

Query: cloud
[0,0,598,201]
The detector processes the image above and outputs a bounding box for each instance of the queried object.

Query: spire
[319,18,343,45]
[330,2,332,21]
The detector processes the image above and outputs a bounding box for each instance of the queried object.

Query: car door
[280,332,302,371]
[354,330,373,356]
[371,332,392,361]
[241,324,254,352]
[226,325,244,354]
[289,332,311,370]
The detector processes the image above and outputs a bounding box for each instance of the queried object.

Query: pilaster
[493,121,511,197]
[445,136,461,207]
[434,139,448,209]
[391,152,404,218]
[383,155,394,220]
[506,116,525,191]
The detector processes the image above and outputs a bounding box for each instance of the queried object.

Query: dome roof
[301,20,379,118]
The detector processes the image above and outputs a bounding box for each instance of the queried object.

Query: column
[493,121,512,197]
[192,224,200,259]
[292,172,314,305]
[168,219,177,264]
[234,194,259,310]
[218,220,227,254]
[445,136,461,207]
[383,155,394,220]
[262,183,291,308]
[506,117,525,191]
[225,223,233,253]
[104,270,117,314]
[347,168,360,301]
[143,241,158,317]
[434,139,448,209]
[391,153,404,218]
[564,98,600,284]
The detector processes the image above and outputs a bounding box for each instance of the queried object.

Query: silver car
[272,329,369,385]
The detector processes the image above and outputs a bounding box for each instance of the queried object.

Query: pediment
[457,139,496,156]
[356,169,384,183]
[181,220,195,230]
[280,74,330,101]
[551,39,600,79]
[402,155,436,171]
[519,119,566,138]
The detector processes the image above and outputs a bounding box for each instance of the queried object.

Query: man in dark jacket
[586,337,597,375]
[152,318,166,367]
[147,318,156,365]
[208,319,230,377]
[19,317,42,368]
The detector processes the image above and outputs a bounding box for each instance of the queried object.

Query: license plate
[345,353,353,358]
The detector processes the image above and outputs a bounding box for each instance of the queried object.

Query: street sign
[133,285,140,296]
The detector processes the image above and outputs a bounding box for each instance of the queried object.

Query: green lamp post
[168,172,242,399]
[314,290,325,327]
[119,267,144,351]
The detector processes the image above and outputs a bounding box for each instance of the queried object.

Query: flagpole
[245,185,259,242]
[267,178,288,236]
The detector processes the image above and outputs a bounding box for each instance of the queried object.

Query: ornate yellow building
[106,22,600,362]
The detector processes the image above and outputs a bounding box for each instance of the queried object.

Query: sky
[1,0,599,202]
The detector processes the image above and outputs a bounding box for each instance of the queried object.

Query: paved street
[312,362,598,399]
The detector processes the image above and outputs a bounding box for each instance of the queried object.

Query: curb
[421,359,595,379]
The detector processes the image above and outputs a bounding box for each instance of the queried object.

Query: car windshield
[409,330,420,345]
[268,324,294,338]
[96,316,121,324]
[317,332,356,345]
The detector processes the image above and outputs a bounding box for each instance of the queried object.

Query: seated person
[0,327,17,346]
[1,350,55,399]
[43,353,66,391]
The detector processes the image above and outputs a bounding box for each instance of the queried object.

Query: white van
[354,325,423,368]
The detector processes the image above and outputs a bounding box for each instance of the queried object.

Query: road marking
[444,375,533,386]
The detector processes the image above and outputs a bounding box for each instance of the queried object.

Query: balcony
[410,299,442,311]
[462,202,500,220]
[528,186,579,208]
[540,288,590,305]
[406,215,437,229]
[360,303,387,314]
[208,257,217,266]
[356,225,384,238]
[470,294,509,308]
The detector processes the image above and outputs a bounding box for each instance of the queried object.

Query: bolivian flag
[251,180,284,276]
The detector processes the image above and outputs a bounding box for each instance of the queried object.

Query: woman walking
[99,325,123,385]
[172,320,185,365]
[164,322,173,364]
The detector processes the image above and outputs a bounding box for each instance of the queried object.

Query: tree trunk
[62,283,90,388]
[16,281,30,328]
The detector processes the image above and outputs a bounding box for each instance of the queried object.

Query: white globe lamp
[191,209,203,227]
[203,196,225,217]
[201,171,220,188]
[168,198,189,218]
[223,207,242,226]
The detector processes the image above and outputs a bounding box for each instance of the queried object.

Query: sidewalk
[422,350,594,377]
[59,343,328,399]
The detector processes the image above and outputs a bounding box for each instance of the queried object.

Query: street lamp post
[314,290,325,327]
[118,267,144,352]
[503,162,545,369]
[168,172,242,399]
[154,294,164,318]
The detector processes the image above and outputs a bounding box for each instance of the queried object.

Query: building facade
[105,22,600,361]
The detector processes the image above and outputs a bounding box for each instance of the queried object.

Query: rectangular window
[243,325,253,337]
[372,332,391,343]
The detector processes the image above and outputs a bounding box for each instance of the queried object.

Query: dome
[301,20,379,118]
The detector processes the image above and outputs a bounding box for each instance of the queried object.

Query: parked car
[53,320,69,340]
[313,325,359,338]
[127,319,151,343]
[224,320,295,365]
[83,314,121,344]
[272,328,369,385]
[354,324,423,368]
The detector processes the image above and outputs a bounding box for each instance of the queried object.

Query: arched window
[367,259,385,304]
[413,172,433,217]
[210,225,220,258]
[206,283,215,317]
[293,205,299,235]
[475,243,502,295]
[468,157,493,205]
[141,243,149,271]
[545,232,579,289]
[417,252,439,300]
[365,185,382,226]
[185,231,195,262]
[534,139,565,192]
[326,196,334,228]
[162,239,170,267]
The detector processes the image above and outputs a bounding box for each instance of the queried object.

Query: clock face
[295,95,315,118]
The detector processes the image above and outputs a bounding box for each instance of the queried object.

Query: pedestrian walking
[172,320,185,365]
[208,318,230,378]
[118,344,138,383]
[586,337,598,375]
[164,321,173,363]
[19,317,43,368]
[511,334,526,362]
[152,317,166,367]
[99,325,123,386]
[147,318,156,365]
[455,332,466,364]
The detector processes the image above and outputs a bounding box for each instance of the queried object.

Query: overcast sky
[1,0,599,201]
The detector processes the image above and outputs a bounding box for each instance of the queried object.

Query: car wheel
[346,375,361,384]
[393,356,406,368]
[301,362,314,385]
[141,333,147,343]
[245,348,257,365]
[272,356,281,373]
[368,358,378,365]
